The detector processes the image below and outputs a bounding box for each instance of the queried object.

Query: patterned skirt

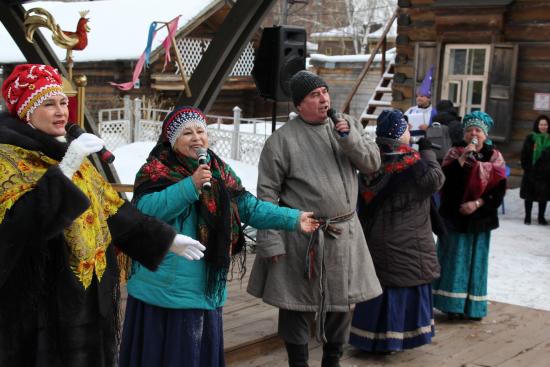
[119,295,225,367]
[349,284,435,352]
[432,230,491,318]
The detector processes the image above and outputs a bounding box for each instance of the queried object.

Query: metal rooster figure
[24,8,90,80]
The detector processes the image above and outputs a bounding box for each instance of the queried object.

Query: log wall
[395,0,550,174]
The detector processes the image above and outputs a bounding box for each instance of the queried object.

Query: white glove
[59,133,105,178]
[170,234,206,260]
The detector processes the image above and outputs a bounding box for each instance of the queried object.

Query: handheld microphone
[65,123,115,164]
[196,147,211,190]
[467,137,478,160]
[327,108,348,137]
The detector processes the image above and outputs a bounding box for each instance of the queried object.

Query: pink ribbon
[110,16,181,91]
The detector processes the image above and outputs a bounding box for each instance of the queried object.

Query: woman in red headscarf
[0,64,205,367]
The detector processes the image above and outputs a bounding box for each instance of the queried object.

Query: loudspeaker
[252,26,306,102]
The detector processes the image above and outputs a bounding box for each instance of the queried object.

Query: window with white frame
[441,44,491,117]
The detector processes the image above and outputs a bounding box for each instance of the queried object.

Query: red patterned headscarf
[1,64,66,122]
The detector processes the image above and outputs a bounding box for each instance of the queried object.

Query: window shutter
[413,42,441,105]
[485,43,518,142]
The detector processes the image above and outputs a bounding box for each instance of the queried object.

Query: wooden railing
[341,8,398,114]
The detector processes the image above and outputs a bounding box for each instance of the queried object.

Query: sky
[113,137,550,313]
[0,0,213,62]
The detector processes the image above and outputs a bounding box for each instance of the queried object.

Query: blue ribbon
[144,21,158,67]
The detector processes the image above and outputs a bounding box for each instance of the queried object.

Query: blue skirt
[119,295,225,367]
[349,284,435,352]
[432,230,491,318]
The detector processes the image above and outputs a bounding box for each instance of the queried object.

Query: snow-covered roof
[0,0,213,63]
[309,48,396,64]
[310,25,356,39]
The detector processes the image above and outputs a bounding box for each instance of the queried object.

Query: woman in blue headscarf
[433,111,507,321]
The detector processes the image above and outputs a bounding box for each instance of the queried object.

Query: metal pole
[271,101,277,133]
[282,0,289,25]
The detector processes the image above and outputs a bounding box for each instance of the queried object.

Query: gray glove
[58,133,105,178]
[170,234,206,260]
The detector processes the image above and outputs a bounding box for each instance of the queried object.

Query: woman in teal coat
[119,106,318,367]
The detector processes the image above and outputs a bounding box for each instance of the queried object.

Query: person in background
[427,99,463,163]
[520,114,550,225]
[350,109,444,353]
[247,70,382,367]
[433,111,507,321]
[405,65,437,136]
[119,106,318,367]
[0,64,203,367]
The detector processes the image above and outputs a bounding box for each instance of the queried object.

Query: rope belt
[305,210,355,343]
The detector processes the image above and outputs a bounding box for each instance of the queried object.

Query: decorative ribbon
[111,16,181,91]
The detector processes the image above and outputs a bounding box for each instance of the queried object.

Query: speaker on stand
[252,26,306,132]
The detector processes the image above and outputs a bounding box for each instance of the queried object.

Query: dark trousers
[278,308,351,345]
[525,200,547,219]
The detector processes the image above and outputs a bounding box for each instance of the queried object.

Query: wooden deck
[223,255,550,366]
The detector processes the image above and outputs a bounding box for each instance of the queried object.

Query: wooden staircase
[360,61,395,126]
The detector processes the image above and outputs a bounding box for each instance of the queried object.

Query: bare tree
[346,0,396,54]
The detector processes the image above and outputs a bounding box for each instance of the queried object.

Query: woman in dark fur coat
[520,114,550,225]
[0,64,205,367]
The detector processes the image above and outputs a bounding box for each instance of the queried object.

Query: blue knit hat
[462,111,494,136]
[376,109,408,139]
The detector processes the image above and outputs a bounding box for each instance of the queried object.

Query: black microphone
[467,137,478,160]
[327,108,348,137]
[196,147,211,190]
[65,123,115,164]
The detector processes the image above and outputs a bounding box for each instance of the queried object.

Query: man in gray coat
[247,71,382,367]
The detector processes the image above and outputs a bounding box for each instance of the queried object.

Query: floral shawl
[133,142,246,301]
[443,144,506,202]
[358,137,422,234]
[0,144,124,289]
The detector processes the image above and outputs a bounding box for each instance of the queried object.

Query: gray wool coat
[247,114,383,312]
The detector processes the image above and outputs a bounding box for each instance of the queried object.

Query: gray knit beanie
[289,70,328,106]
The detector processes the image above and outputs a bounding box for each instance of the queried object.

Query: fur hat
[376,109,408,139]
[1,64,66,122]
[462,111,494,136]
[162,106,208,147]
[289,70,328,107]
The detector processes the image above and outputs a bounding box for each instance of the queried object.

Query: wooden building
[310,26,357,55]
[393,0,550,175]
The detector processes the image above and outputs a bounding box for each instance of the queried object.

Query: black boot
[525,200,533,225]
[321,343,343,367]
[285,342,309,367]
[538,202,548,225]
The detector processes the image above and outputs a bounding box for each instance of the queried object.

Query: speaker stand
[271,100,277,133]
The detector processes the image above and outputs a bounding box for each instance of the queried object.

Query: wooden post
[133,98,141,143]
[381,36,387,76]
[232,106,241,161]
[73,74,87,128]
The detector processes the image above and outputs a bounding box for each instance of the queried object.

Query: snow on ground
[489,188,550,311]
[114,142,550,311]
